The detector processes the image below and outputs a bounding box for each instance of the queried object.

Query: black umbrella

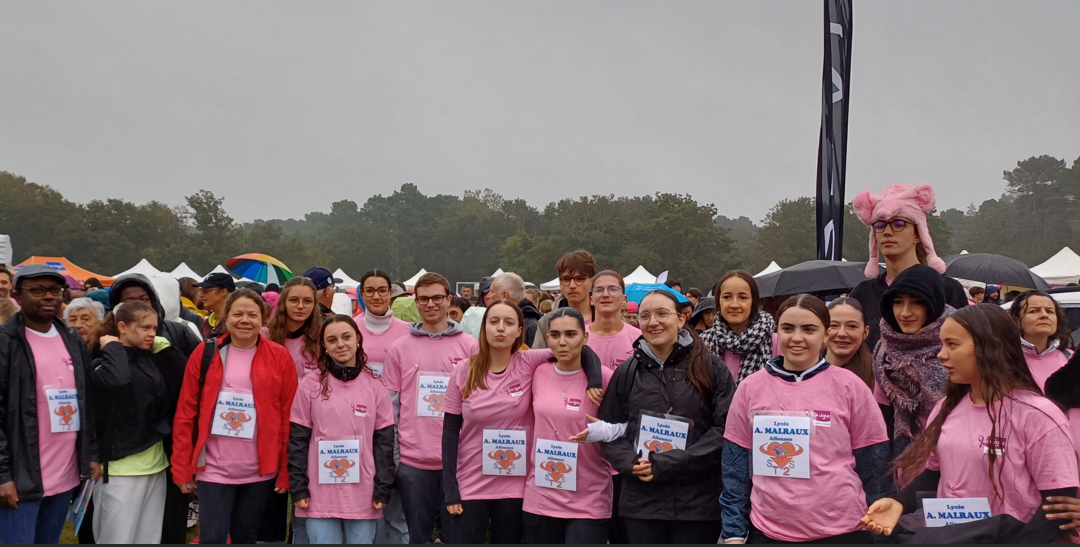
[754,260,868,298]
[943,254,1049,290]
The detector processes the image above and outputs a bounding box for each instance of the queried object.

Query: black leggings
[621,517,721,544]
[521,512,608,544]
[447,498,524,544]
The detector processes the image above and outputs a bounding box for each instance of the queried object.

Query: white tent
[209,264,237,279]
[114,258,165,278]
[334,268,361,289]
[170,262,202,281]
[491,268,505,277]
[540,277,561,291]
[754,261,783,278]
[623,265,656,285]
[0,235,11,268]
[403,268,428,290]
[1032,247,1080,285]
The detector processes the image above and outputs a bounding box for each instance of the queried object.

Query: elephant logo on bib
[486,449,522,473]
[540,460,573,487]
[220,411,252,435]
[324,458,356,482]
[54,405,78,429]
[423,393,444,412]
[759,441,804,470]
[644,440,676,453]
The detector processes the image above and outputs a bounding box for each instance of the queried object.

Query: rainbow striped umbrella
[225,253,294,285]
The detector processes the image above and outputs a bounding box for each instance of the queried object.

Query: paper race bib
[752,415,811,479]
[367,362,384,379]
[534,439,577,491]
[416,373,450,417]
[923,498,992,527]
[482,429,527,476]
[318,440,361,485]
[46,389,80,433]
[211,392,256,439]
[636,414,689,456]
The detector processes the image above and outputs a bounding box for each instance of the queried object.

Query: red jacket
[170,334,299,489]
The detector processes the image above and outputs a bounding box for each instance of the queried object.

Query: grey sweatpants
[93,471,167,544]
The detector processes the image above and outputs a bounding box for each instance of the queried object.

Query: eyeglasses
[362,287,390,297]
[638,309,677,323]
[416,295,448,306]
[560,276,589,287]
[26,286,65,297]
[592,285,623,296]
[872,219,911,233]
[286,297,314,307]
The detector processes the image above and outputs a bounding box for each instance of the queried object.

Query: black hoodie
[109,273,201,358]
[518,298,542,347]
[880,264,947,333]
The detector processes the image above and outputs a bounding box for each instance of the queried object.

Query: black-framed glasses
[872,219,911,233]
[26,286,65,297]
[416,295,448,306]
[560,276,588,287]
[362,287,391,297]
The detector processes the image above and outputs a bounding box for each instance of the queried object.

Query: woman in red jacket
[171,288,299,544]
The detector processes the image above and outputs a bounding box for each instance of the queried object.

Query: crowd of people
[2,182,1080,544]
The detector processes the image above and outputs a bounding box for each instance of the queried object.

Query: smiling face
[226,297,264,344]
[638,294,686,350]
[547,315,587,364]
[484,303,522,352]
[590,273,626,317]
[0,271,11,299]
[778,306,826,368]
[361,276,392,316]
[323,321,359,365]
[118,313,158,350]
[938,317,978,385]
[66,308,100,343]
[892,294,928,334]
[415,283,450,325]
[1019,295,1057,342]
[827,304,869,360]
[719,276,754,330]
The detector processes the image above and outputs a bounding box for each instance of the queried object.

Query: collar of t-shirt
[1020,337,1060,356]
[327,360,363,383]
[764,356,830,382]
[25,324,59,338]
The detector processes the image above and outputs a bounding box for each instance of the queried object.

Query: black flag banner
[815,0,852,261]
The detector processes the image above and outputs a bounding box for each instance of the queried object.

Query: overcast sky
[2,1,1077,224]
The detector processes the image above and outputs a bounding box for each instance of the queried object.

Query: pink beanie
[263,291,280,310]
[852,183,947,278]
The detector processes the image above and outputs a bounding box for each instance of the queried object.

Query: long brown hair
[267,277,322,363]
[713,270,761,327]
[1010,290,1073,351]
[894,304,1042,501]
[462,300,525,400]
[315,314,368,399]
[827,297,875,389]
[642,290,714,401]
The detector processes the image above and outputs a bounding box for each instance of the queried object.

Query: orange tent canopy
[14,257,115,287]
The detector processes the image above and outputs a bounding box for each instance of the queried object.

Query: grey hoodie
[409,319,467,339]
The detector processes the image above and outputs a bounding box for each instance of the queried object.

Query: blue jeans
[396,464,448,544]
[375,486,409,544]
[196,479,276,544]
[0,488,75,544]
[292,512,309,544]
[306,517,377,544]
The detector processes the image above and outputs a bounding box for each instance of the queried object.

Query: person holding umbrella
[851,183,968,349]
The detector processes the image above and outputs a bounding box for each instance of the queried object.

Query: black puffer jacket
[598,330,735,522]
[0,315,96,500]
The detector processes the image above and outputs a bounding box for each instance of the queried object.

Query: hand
[274,487,287,494]
[0,481,18,509]
[632,458,653,482]
[295,498,309,510]
[861,498,903,536]
[99,335,120,347]
[587,388,605,406]
[179,482,197,494]
[447,503,463,515]
[569,415,600,443]
[1044,496,1080,530]
[373,501,386,510]
[90,462,103,480]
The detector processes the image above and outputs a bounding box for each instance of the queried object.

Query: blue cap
[303,267,343,290]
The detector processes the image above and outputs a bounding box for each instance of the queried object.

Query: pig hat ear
[855,183,945,278]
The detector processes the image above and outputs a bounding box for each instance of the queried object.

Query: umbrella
[225,253,294,285]
[755,260,868,298]
[943,253,1049,290]
[624,283,690,305]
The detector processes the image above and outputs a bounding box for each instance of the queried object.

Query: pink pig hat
[852,183,947,279]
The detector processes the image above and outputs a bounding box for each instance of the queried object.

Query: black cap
[195,272,236,292]
[478,276,495,298]
[13,264,67,289]
[690,296,715,325]
[303,267,343,290]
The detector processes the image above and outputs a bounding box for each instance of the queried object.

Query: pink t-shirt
[926,390,1079,522]
[441,349,553,500]
[357,317,411,380]
[382,331,479,470]
[200,346,276,485]
[523,364,613,519]
[586,323,640,371]
[722,332,782,381]
[1025,349,1069,392]
[26,326,81,496]
[290,368,394,520]
[284,337,319,380]
[725,365,888,542]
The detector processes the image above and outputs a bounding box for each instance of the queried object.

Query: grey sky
[2,1,1077,224]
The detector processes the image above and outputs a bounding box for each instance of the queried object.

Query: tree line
[1,153,1076,290]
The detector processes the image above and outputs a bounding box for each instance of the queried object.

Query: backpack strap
[191,337,217,448]
[615,355,640,420]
